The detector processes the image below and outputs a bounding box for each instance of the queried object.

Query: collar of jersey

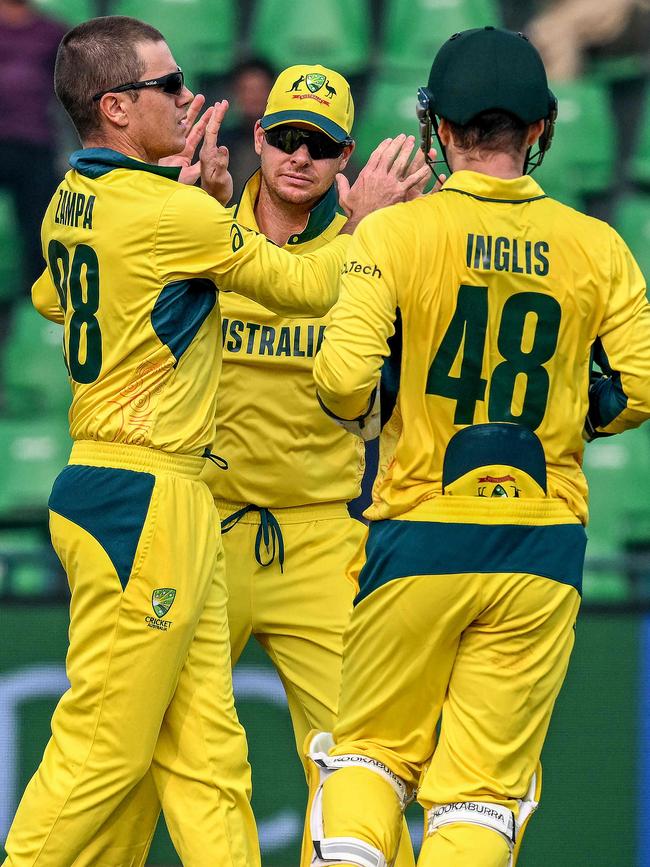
[69,147,182,181]
[441,170,546,204]
[235,169,341,245]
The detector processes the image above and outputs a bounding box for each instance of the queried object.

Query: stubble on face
[258,137,342,209]
[132,40,191,161]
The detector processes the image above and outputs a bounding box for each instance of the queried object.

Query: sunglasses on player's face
[264,126,351,160]
[92,68,184,102]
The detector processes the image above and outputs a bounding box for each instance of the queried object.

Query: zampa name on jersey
[221,318,326,357]
[54,189,96,229]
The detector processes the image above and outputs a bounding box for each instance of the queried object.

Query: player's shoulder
[542,194,612,234]
[161,182,233,230]
[355,195,435,237]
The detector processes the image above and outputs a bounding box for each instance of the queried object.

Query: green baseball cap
[424,26,554,125]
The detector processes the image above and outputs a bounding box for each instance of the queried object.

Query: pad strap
[310,747,412,810]
[427,801,516,845]
[425,770,540,867]
[315,837,388,867]
[307,733,407,866]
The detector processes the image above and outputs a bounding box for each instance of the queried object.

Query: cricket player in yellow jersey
[87,64,429,867]
[207,66,421,867]
[305,27,650,867]
[1,17,414,867]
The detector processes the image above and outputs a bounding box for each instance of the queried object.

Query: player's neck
[83,132,158,165]
[449,150,526,180]
[254,180,311,247]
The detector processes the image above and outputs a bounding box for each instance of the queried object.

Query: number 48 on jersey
[426,283,562,430]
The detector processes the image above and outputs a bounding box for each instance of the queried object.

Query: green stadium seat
[112,0,236,80]
[630,90,650,186]
[615,193,650,284]
[249,0,371,75]
[381,0,501,74]
[3,301,70,418]
[0,417,71,519]
[582,427,650,601]
[0,193,21,304]
[33,0,95,25]
[536,78,615,205]
[354,71,431,167]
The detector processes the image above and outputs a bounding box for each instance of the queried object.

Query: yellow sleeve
[155,186,348,318]
[32,268,64,324]
[313,210,398,420]
[589,229,650,435]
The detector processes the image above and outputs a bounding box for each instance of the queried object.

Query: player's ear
[526,119,545,147]
[437,118,452,147]
[97,93,131,129]
[338,140,355,171]
[253,120,265,156]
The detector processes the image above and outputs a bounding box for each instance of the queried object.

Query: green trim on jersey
[235,170,340,245]
[441,187,547,204]
[70,148,182,181]
[287,182,339,244]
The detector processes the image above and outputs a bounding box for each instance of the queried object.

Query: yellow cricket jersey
[314,170,650,524]
[33,148,349,457]
[202,170,363,507]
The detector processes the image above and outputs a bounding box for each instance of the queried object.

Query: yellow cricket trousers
[219,500,416,867]
[218,500,362,754]
[318,508,584,867]
[2,442,259,867]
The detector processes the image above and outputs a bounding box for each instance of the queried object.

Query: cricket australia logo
[145,587,176,631]
[305,72,326,93]
[287,71,337,105]
[477,475,521,498]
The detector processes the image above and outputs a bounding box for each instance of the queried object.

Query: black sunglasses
[264,126,351,160]
[92,68,184,102]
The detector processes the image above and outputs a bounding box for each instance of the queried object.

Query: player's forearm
[248,235,349,318]
[314,340,380,420]
[213,226,348,319]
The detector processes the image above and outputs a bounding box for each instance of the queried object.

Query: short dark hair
[446,110,529,157]
[54,16,165,141]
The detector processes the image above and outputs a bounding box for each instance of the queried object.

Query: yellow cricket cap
[260,64,354,143]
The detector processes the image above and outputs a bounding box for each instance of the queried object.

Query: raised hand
[405,146,447,200]
[199,99,233,207]
[159,94,214,185]
[337,135,444,233]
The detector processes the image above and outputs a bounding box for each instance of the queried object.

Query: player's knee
[306,732,411,867]
[420,822,511,867]
[423,773,540,867]
[122,750,155,787]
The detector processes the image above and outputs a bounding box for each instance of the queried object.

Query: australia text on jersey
[221,318,326,357]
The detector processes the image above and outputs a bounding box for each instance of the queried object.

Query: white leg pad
[314,837,388,867]
[306,732,409,867]
[427,801,516,845]
[308,732,412,809]
[425,770,540,867]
